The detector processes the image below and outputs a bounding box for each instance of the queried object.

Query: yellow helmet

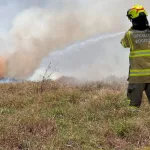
[127,5,148,19]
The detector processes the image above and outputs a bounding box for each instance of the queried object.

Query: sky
[0,0,48,33]
[0,0,149,31]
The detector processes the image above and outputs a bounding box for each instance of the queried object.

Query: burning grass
[0,80,150,149]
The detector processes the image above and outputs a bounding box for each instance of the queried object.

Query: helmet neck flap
[131,15,149,30]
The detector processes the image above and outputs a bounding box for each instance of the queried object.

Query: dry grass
[0,80,150,150]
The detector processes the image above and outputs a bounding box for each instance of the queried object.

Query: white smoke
[0,0,150,81]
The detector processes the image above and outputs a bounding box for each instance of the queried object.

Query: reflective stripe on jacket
[121,28,150,83]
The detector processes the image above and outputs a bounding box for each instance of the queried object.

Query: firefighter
[121,4,150,108]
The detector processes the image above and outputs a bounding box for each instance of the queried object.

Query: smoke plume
[0,0,150,79]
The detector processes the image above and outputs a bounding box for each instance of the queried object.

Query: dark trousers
[127,83,150,107]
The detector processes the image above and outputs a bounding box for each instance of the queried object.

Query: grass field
[0,79,150,150]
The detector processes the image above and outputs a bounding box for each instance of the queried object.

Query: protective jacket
[121,28,150,83]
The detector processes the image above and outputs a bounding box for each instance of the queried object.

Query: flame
[0,56,7,78]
